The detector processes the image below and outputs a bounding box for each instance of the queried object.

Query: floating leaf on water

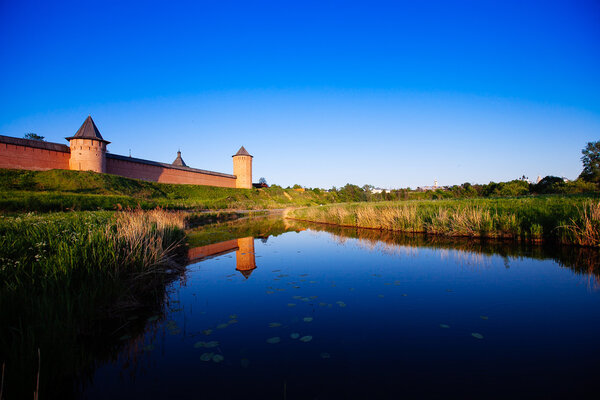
[299,279,307,282]
[300,274,309,277]
[277,274,289,278]
[331,284,336,287]
[119,335,131,341]
[320,352,331,359]
[299,336,313,342]
[439,324,450,329]
[147,316,159,322]
[229,314,238,319]
[349,288,355,291]
[339,303,347,308]
[266,337,281,344]
[293,286,301,289]
[290,333,300,339]
[240,358,250,368]
[287,303,296,307]
[292,295,302,300]
[268,322,282,328]
[212,354,224,363]
[228,319,238,324]
[446,289,453,292]
[303,317,313,322]
[402,294,408,297]
[200,352,214,362]
[202,329,213,336]
[143,344,155,352]
[378,294,385,298]
[272,269,281,272]
[194,341,206,348]
[204,341,219,348]
[301,297,310,302]
[309,281,317,284]
[384,283,391,286]
[335,301,344,305]
[480,316,489,320]
[266,290,275,294]
[217,323,229,329]
[471,333,484,339]
[310,296,318,299]
[276,288,286,292]
[319,302,327,307]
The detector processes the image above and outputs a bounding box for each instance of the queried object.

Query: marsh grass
[285,197,600,246]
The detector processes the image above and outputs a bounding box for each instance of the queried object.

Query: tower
[232,146,253,189]
[66,116,109,173]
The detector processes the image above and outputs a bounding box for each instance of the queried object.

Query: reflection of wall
[236,237,257,279]
[187,236,257,279]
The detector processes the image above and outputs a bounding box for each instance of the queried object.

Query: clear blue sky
[1,0,599,188]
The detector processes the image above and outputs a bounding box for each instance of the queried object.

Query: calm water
[81,219,600,399]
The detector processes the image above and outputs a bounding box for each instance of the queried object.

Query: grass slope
[0,168,335,212]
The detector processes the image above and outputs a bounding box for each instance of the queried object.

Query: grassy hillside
[0,168,336,212]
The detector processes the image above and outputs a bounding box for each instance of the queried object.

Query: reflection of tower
[236,237,257,279]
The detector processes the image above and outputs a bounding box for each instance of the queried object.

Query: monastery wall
[106,154,237,187]
[0,136,70,171]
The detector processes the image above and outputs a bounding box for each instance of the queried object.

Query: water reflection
[187,236,258,279]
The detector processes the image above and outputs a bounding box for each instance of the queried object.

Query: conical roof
[66,116,110,143]
[172,150,187,167]
[237,267,256,279]
[232,146,252,157]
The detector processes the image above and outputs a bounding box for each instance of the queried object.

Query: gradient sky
[1,0,599,189]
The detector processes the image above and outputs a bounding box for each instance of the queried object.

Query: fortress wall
[0,141,70,171]
[106,156,237,187]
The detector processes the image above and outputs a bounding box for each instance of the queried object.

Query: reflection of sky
[88,229,600,399]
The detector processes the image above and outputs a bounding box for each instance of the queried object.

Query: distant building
[0,116,255,189]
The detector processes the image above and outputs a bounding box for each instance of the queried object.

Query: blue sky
[1,0,599,188]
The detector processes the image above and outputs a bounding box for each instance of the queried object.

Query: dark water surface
[82,219,600,399]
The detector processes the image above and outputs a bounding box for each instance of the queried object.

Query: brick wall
[0,141,70,171]
[106,156,237,187]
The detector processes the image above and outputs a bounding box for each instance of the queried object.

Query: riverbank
[285,196,600,246]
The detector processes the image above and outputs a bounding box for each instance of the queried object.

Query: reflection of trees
[289,220,600,287]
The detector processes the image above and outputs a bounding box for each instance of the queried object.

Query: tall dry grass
[286,198,600,246]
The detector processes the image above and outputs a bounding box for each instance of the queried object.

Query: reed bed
[285,197,600,246]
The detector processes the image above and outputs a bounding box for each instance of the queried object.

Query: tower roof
[172,150,187,167]
[232,146,253,157]
[66,116,110,143]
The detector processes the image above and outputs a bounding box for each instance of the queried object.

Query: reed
[285,197,600,246]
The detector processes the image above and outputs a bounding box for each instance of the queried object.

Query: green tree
[579,141,600,183]
[23,133,45,141]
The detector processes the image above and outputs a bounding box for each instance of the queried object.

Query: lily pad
[194,341,206,348]
[471,333,484,339]
[480,316,489,320]
[287,303,296,307]
[229,314,238,319]
[266,290,275,294]
[266,337,281,344]
[217,323,229,329]
[319,302,327,307]
[439,324,450,329]
[299,335,313,342]
[301,297,310,302]
[228,319,238,324]
[268,322,282,328]
[290,333,300,339]
[309,296,318,299]
[303,317,313,322]
[202,329,213,336]
[292,295,302,300]
[212,354,224,363]
[204,341,219,348]
[378,294,385,298]
[200,352,214,362]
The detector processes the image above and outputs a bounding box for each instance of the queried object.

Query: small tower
[232,146,253,189]
[236,237,257,279]
[172,150,187,167]
[66,116,110,173]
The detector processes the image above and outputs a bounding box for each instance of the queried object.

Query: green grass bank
[0,168,337,212]
[285,196,600,246]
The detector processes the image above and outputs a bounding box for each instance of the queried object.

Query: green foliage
[23,132,45,140]
[579,141,600,183]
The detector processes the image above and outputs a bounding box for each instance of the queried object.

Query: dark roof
[172,151,187,167]
[0,135,70,153]
[106,153,236,179]
[237,267,256,279]
[233,146,252,157]
[66,116,110,143]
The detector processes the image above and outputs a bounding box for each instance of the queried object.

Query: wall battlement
[0,116,253,189]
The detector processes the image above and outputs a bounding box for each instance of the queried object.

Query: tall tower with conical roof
[232,146,253,189]
[66,116,110,173]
